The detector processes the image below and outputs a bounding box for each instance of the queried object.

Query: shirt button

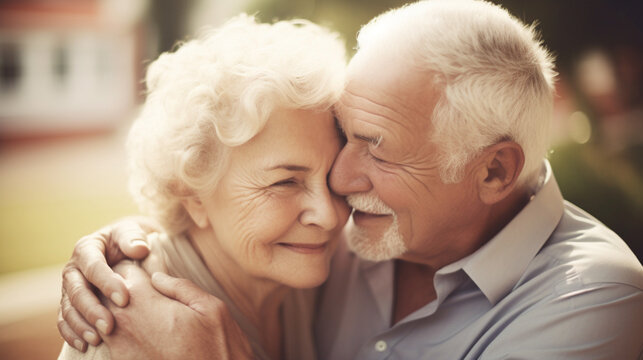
[374,340,387,352]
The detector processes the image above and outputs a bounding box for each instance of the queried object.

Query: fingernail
[74,339,84,351]
[83,331,97,344]
[130,239,148,247]
[96,319,108,335]
[111,292,125,307]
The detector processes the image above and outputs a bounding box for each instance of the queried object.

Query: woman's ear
[476,141,525,205]
[182,197,210,229]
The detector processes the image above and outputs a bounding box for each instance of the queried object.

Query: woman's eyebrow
[264,164,311,172]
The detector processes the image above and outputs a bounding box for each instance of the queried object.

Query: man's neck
[392,260,437,325]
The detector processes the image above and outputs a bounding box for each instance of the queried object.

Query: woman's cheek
[260,196,302,241]
[233,192,301,246]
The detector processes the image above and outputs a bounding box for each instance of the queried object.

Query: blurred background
[0,0,641,358]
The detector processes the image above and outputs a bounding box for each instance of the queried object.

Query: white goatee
[346,194,407,261]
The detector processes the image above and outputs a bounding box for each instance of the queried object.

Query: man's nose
[329,144,372,196]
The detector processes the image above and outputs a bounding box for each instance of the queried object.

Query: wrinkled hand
[103,262,254,360]
[57,218,156,351]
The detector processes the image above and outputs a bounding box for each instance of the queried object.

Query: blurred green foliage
[550,143,643,259]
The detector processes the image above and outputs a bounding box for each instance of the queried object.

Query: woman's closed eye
[271,178,298,187]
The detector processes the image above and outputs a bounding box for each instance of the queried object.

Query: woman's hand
[103,263,254,359]
[57,218,155,351]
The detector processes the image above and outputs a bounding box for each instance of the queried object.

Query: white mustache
[347,194,394,215]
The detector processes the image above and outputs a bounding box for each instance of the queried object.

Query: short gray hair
[127,14,346,234]
[357,0,556,188]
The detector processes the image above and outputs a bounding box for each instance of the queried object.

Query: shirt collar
[462,160,564,304]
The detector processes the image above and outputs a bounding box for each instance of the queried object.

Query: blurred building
[0,0,148,141]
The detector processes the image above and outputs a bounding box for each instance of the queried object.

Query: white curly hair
[127,14,346,234]
[356,0,556,188]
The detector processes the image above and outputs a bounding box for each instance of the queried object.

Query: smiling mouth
[278,242,328,254]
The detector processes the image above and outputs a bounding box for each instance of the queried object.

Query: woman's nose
[300,186,340,231]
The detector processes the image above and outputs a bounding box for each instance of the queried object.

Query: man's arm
[479,283,643,359]
[57,218,154,351]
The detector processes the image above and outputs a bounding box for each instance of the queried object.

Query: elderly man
[58,1,643,359]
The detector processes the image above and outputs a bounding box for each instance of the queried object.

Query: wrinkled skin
[102,262,253,359]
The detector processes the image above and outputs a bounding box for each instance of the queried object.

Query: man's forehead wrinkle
[342,87,409,120]
[340,88,416,135]
[344,74,434,124]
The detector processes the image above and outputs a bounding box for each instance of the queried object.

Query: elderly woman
[58,14,348,360]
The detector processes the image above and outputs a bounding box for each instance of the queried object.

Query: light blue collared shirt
[315,161,643,359]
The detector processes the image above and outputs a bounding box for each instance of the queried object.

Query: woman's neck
[186,226,288,358]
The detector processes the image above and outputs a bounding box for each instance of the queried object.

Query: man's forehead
[346,46,404,85]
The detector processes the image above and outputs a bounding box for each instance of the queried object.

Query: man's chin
[346,222,407,262]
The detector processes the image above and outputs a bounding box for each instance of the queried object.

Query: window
[0,42,21,91]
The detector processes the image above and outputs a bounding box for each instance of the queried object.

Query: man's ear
[182,197,210,229]
[476,141,524,205]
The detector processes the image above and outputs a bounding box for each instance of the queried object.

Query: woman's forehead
[229,108,340,165]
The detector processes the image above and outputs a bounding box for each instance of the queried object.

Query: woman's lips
[278,242,328,254]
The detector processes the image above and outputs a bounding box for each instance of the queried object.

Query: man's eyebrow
[264,164,311,172]
[354,133,383,147]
